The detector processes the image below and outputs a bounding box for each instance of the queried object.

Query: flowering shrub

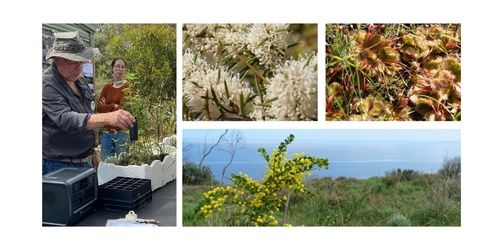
[326,24,461,121]
[196,134,329,226]
[183,24,318,121]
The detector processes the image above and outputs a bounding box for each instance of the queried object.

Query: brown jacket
[96,82,130,132]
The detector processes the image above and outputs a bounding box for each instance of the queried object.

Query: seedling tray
[98,177,152,212]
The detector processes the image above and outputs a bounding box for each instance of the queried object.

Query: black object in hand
[130,117,138,142]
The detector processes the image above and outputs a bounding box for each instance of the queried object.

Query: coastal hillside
[183,157,460,226]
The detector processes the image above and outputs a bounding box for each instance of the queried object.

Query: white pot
[98,153,176,191]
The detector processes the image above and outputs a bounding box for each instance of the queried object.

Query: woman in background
[97,57,130,161]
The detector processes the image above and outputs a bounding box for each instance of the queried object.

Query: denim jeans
[42,160,92,175]
[101,131,127,161]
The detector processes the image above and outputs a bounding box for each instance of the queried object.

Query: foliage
[183,185,211,225]
[438,156,461,178]
[326,24,461,121]
[183,24,318,121]
[184,157,461,226]
[383,168,419,186]
[387,213,411,226]
[183,162,218,185]
[102,24,176,101]
[124,83,176,141]
[94,24,176,141]
[104,139,175,166]
[195,134,329,226]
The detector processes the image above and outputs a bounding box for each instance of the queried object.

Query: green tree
[95,24,176,141]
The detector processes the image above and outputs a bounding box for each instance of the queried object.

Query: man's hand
[85,109,135,131]
[107,109,135,130]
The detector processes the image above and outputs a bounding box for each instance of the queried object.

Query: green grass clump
[184,170,460,226]
[387,213,411,226]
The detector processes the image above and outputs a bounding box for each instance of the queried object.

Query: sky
[183,129,461,145]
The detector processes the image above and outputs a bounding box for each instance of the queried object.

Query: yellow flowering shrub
[196,134,329,226]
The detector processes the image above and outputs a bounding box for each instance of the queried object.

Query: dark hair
[111,57,127,67]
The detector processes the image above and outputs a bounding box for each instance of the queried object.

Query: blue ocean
[184,140,461,183]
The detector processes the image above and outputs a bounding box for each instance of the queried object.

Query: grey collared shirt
[42,64,96,159]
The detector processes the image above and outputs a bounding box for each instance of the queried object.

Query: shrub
[383,169,419,186]
[370,182,386,193]
[309,177,336,191]
[439,156,461,179]
[104,140,174,166]
[183,162,217,185]
[411,181,461,226]
[196,134,329,226]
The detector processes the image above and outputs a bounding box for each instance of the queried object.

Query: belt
[57,157,90,163]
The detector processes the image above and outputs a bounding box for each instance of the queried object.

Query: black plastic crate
[98,177,152,212]
[99,191,152,212]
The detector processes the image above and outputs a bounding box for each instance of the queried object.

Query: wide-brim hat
[45,31,98,62]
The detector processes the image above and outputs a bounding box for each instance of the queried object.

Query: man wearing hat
[42,31,136,175]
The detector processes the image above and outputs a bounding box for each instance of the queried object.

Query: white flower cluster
[262,54,318,120]
[246,24,289,69]
[184,24,289,69]
[183,24,247,57]
[183,24,318,121]
[183,50,253,120]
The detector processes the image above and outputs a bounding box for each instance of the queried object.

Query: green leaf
[204,89,210,120]
[245,94,258,105]
[216,68,221,84]
[197,26,209,37]
[210,85,232,114]
[287,41,302,49]
[258,147,270,162]
[193,52,198,64]
[240,70,249,80]
[304,53,314,68]
[239,92,246,116]
[228,61,238,71]
[190,81,203,89]
[223,80,230,99]
[265,96,278,104]
[257,38,267,48]
[239,65,249,77]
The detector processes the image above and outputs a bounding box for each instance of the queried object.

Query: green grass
[182,185,210,226]
[183,172,461,226]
